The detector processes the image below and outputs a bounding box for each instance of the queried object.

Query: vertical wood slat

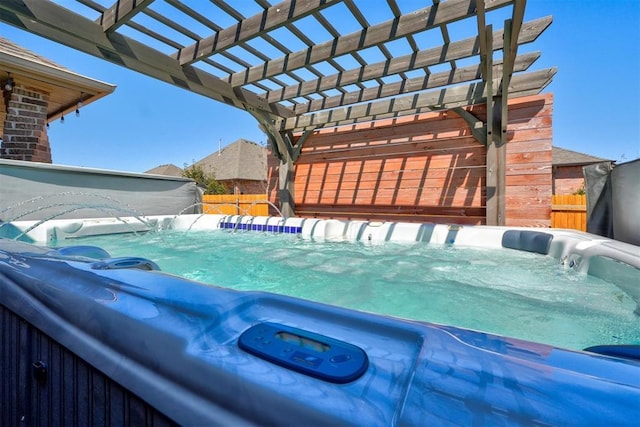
[202,194,270,216]
[551,194,586,231]
[1,306,176,427]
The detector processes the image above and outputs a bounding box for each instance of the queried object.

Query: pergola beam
[501,0,526,90]
[261,16,551,102]
[290,52,540,115]
[228,0,513,86]
[99,0,155,33]
[175,0,338,66]
[475,0,489,81]
[279,68,556,130]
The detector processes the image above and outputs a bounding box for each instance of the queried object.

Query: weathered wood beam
[174,0,338,66]
[88,0,194,50]
[262,16,551,102]
[250,107,292,161]
[291,130,314,161]
[475,0,489,82]
[452,107,487,145]
[280,67,556,130]
[138,4,201,40]
[230,0,514,86]
[501,0,526,88]
[280,80,553,131]
[0,0,295,118]
[99,0,155,33]
[165,0,220,31]
[281,75,553,131]
[291,52,539,115]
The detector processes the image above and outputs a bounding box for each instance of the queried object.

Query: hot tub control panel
[238,322,368,383]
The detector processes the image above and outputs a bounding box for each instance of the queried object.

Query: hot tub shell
[1,215,639,425]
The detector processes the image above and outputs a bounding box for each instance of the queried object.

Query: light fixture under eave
[3,72,14,92]
[60,115,64,124]
[76,92,83,117]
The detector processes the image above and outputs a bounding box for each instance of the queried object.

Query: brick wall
[553,165,585,195]
[1,86,51,163]
[221,179,269,195]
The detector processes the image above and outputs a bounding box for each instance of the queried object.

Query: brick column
[1,86,51,163]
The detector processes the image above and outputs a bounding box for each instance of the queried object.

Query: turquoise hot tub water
[54,228,640,351]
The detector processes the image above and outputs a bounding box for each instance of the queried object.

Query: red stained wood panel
[272,94,553,226]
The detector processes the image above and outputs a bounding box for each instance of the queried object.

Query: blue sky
[1,0,639,172]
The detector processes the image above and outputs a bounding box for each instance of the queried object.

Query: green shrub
[572,183,586,196]
[182,164,227,195]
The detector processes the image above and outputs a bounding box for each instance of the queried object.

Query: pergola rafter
[262,16,550,107]
[287,51,543,117]
[0,0,555,221]
[279,67,556,130]
[226,0,515,86]
[175,0,338,66]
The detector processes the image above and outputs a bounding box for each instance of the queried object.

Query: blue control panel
[238,322,369,384]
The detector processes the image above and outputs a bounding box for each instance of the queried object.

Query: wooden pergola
[0,0,555,223]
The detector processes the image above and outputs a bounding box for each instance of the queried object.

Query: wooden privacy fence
[551,194,587,231]
[202,194,269,216]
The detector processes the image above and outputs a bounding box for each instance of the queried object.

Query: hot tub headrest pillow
[501,230,553,255]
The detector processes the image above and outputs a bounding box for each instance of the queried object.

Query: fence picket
[202,194,269,216]
[551,194,586,231]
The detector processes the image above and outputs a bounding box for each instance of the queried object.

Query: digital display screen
[275,331,330,353]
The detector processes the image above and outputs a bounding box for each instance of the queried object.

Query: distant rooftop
[144,163,183,177]
[196,139,266,182]
[552,147,613,167]
[145,139,267,182]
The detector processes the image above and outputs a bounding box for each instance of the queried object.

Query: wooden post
[278,157,295,218]
[247,108,297,218]
[485,24,499,226]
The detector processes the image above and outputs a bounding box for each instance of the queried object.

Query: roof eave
[0,51,116,122]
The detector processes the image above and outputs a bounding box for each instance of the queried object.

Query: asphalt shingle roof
[552,147,612,166]
[144,164,183,177]
[195,139,266,181]
[0,36,70,71]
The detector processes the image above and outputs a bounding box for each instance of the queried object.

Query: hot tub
[1,215,639,425]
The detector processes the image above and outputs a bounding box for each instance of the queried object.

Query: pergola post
[484,23,499,226]
[269,129,314,218]
[249,107,315,218]
[485,14,515,227]
[277,155,295,218]
[261,124,296,218]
